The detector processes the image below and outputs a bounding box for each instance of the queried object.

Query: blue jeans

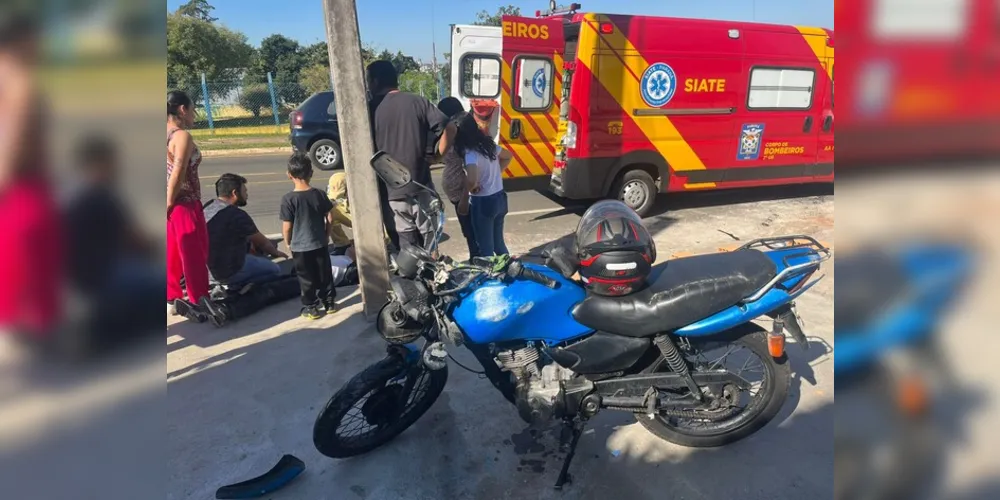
[470,191,509,256]
[451,199,480,259]
[223,254,282,287]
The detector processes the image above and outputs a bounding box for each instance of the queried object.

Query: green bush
[238,83,271,118]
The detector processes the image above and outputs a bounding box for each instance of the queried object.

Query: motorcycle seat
[571,249,777,337]
[834,250,908,333]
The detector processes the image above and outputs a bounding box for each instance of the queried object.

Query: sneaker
[173,299,207,323]
[199,296,228,328]
[322,298,337,313]
[301,305,325,320]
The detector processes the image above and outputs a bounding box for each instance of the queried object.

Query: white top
[464,145,504,197]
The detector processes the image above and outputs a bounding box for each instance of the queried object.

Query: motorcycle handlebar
[507,260,561,289]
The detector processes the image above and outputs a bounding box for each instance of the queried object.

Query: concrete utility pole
[322,0,390,319]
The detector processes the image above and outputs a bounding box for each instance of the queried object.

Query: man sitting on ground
[64,135,165,354]
[204,173,288,290]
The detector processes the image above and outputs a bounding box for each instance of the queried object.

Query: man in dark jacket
[367,60,457,250]
[367,71,401,253]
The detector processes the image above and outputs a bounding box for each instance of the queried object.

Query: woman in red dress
[0,13,63,341]
[166,90,212,320]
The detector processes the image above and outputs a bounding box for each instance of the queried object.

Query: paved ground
[198,154,582,239]
[169,166,835,500]
[198,154,833,255]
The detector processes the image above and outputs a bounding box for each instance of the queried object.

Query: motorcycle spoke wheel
[665,342,769,432]
[333,370,433,445]
[637,327,791,447]
[314,357,448,459]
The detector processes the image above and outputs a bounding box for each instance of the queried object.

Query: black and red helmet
[575,200,656,296]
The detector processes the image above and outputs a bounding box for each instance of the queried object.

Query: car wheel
[309,139,343,171]
[612,168,657,217]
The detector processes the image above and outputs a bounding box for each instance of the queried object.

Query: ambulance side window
[460,54,502,99]
[747,67,816,111]
[513,56,554,112]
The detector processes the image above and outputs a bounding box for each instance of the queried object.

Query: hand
[456,199,470,216]
[275,250,290,260]
[470,184,482,195]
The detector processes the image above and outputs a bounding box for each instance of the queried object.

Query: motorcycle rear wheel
[313,354,448,458]
[637,324,791,447]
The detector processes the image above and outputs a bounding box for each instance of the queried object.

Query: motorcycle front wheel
[637,324,791,447]
[313,354,448,458]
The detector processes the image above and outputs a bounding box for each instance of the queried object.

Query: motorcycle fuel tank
[450,262,593,345]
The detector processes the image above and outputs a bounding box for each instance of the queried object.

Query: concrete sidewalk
[167,193,835,500]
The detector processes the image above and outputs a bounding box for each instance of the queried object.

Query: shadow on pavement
[645,182,833,219]
[167,304,835,500]
[167,288,364,356]
[532,182,833,221]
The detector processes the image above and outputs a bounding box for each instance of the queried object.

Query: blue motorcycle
[313,152,830,488]
[834,241,975,500]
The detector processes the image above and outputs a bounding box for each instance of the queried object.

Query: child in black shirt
[280,153,336,319]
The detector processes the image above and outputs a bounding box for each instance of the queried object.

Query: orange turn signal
[768,333,785,358]
[897,376,929,416]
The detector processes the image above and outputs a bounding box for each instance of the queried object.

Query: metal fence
[168,71,445,136]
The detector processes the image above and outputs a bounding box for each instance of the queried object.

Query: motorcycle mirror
[370,151,412,189]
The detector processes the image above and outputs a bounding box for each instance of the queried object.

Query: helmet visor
[575,200,651,255]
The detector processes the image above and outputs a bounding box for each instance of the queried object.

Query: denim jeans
[470,191,509,256]
[451,199,479,259]
[222,254,281,288]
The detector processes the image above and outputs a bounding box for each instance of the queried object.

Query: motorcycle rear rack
[738,235,831,303]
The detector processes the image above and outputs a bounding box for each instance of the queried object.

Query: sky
[166,0,834,63]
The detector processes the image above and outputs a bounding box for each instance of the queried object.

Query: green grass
[197,135,290,151]
[191,125,287,138]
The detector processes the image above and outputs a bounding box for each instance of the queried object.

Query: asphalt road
[199,154,576,238]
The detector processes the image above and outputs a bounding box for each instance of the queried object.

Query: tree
[238,83,271,118]
[167,12,254,104]
[399,70,440,101]
[372,49,420,76]
[439,52,452,97]
[300,64,332,95]
[177,0,217,22]
[473,5,521,26]
[303,42,330,68]
[113,0,163,58]
[247,34,309,104]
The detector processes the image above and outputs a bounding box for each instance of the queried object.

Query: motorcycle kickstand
[554,419,585,490]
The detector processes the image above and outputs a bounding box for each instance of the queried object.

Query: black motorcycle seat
[571,250,777,337]
[834,250,908,333]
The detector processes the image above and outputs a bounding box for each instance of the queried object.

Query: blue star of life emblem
[640,62,677,108]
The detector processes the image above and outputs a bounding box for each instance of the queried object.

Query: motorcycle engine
[496,347,575,426]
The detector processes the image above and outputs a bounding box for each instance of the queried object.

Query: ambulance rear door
[499,15,567,178]
[450,24,503,139]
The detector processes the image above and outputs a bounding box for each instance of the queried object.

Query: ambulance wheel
[612,168,656,217]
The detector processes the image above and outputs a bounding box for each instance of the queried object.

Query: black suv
[289,91,342,170]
